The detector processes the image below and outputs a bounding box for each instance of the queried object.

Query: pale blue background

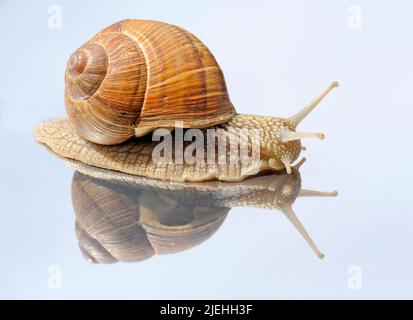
[0,0,412,299]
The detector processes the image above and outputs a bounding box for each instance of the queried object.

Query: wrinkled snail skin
[71,158,337,262]
[35,19,339,181]
[35,116,297,182]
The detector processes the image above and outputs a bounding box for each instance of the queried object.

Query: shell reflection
[71,158,337,263]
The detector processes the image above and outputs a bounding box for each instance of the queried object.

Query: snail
[69,157,337,262]
[35,19,339,182]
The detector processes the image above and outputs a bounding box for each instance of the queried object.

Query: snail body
[35,114,310,182]
[35,19,339,181]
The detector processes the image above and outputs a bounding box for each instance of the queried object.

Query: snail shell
[65,19,235,145]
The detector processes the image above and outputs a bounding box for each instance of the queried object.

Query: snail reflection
[71,158,337,263]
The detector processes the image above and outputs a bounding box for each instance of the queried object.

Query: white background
[0,0,412,298]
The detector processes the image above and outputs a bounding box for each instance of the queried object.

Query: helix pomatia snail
[69,157,337,261]
[35,19,339,182]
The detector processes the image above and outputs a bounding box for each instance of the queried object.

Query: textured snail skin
[70,158,336,262]
[35,114,302,182]
[65,19,235,145]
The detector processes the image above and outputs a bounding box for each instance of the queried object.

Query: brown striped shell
[65,19,235,145]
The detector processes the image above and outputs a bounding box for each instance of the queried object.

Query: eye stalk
[272,81,339,174]
[68,50,88,78]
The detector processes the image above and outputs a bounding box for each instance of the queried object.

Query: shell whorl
[64,19,235,145]
[66,44,108,100]
[65,30,147,145]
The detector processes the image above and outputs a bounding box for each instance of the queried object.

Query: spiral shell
[65,19,235,145]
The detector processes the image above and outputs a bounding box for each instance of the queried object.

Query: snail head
[268,81,339,174]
